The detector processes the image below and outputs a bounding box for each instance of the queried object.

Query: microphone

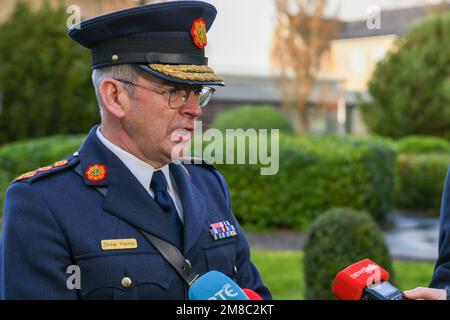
[188,270,249,300]
[243,288,263,300]
[332,258,406,300]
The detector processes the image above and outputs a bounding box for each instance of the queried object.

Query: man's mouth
[172,127,193,142]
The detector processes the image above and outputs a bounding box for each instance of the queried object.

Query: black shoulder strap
[139,230,199,286]
[73,163,199,286]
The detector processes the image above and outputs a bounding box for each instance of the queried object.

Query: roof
[337,5,449,40]
[211,74,341,104]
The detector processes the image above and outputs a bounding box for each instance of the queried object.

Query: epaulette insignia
[15,171,37,181]
[37,166,53,172]
[178,157,218,179]
[14,157,74,182]
[53,160,69,167]
[182,157,214,166]
[180,163,191,177]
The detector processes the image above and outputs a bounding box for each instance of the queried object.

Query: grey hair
[91,64,142,113]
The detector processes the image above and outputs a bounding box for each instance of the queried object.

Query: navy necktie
[150,170,184,251]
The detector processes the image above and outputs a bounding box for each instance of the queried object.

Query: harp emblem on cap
[190,18,207,49]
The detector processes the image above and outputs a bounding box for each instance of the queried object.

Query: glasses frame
[114,78,215,109]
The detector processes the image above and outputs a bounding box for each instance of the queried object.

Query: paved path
[247,213,440,262]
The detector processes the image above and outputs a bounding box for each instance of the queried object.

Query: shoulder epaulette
[181,157,214,166]
[14,152,80,184]
[179,157,217,177]
[181,157,216,169]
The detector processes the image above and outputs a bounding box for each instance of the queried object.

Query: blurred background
[1,0,450,299]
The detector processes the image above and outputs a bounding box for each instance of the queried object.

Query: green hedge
[211,105,294,134]
[0,135,85,212]
[396,136,450,154]
[0,169,9,219]
[396,153,450,215]
[391,135,450,216]
[213,134,397,229]
[1,133,397,230]
[304,207,394,299]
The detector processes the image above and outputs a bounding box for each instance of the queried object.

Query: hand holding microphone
[332,259,405,300]
[403,287,447,300]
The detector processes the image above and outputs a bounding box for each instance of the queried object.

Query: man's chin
[168,139,192,162]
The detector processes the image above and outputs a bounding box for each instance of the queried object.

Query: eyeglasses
[114,78,215,109]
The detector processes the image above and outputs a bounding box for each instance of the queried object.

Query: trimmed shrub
[396,136,450,154]
[211,134,397,229]
[211,105,294,134]
[0,135,85,213]
[0,2,98,145]
[303,207,394,300]
[396,153,450,215]
[360,12,450,139]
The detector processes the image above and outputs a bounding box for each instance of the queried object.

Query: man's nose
[181,93,202,118]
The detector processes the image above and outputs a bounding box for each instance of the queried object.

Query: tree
[0,2,98,145]
[361,11,450,139]
[271,0,338,134]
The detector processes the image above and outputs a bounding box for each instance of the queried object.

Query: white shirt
[96,127,184,223]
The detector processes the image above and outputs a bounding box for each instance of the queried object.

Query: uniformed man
[0,1,271,300]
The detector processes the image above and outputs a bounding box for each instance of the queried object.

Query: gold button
[121,276,132,288]
[112,54,119,61]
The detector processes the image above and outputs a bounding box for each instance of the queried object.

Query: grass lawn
[251,249,436,300]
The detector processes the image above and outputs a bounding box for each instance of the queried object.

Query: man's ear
[99,78,130,119]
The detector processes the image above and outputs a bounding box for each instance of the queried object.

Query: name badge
[101,238,138,250]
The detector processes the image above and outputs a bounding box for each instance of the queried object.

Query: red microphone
[243,289,263,300]
[332,259,405,300]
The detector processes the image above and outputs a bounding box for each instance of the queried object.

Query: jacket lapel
[170,163,208,255]
[78,126,180,247]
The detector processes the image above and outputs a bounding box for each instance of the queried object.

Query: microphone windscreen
[332,259,389,300]
[188,270,249,300]
[243,288,263,300]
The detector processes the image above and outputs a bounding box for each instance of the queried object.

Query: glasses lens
[168,87,215,109]
[168,88,189,109]
[198,87,215,108]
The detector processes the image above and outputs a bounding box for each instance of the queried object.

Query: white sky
[203,0,448,75]
[333,0,446,21]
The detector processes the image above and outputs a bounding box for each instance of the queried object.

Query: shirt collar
[96,126,173,193]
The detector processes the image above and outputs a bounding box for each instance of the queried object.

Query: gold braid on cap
[148,64,224,82]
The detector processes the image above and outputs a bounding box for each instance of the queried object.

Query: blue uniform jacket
[0,126,271,300]
[430,169,450,289]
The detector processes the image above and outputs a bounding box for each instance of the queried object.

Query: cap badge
[190,18,207,49]
[85,164,107,182]
[209,220,237,240]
